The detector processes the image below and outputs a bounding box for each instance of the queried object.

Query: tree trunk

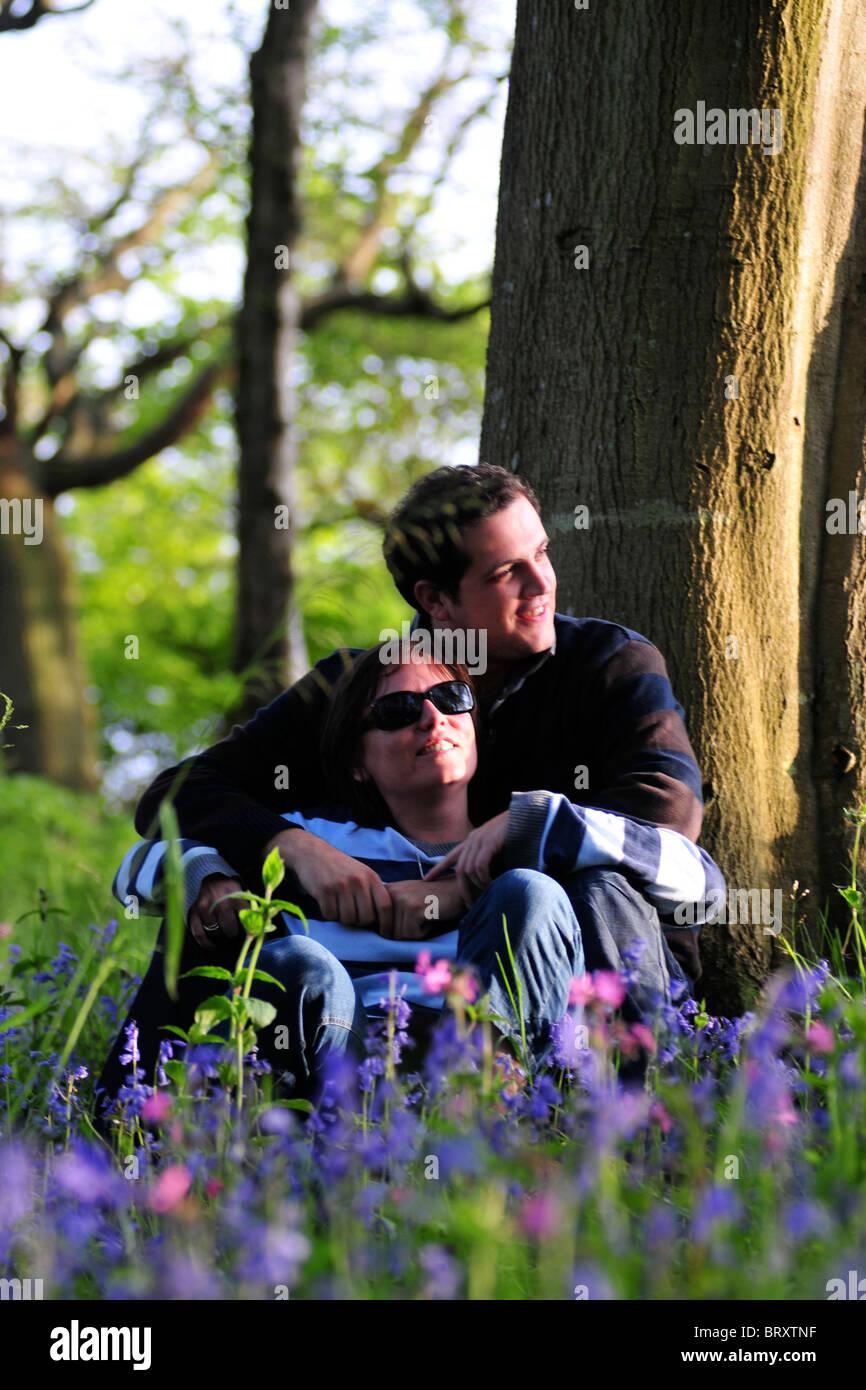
[480,0,866,1012]
[234,0,318,718]
[0,437,97,789]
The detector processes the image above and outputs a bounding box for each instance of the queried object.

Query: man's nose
[521,561,551,595]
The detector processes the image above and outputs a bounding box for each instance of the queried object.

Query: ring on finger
[202,921,220,933]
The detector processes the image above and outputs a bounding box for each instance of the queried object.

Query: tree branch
[0,0,96,32]
[300,280,489,332]
[41,152,219,337]
[0,329,23,432]
[41,357,232,494]
[29,315,232,446]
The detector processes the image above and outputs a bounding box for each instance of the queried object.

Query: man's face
[418,497,557,663]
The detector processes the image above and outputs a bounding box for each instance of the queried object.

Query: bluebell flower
[692,1185,740,1242]
[419,1244,462,1299]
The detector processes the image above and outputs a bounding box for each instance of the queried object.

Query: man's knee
[486,867,575,918]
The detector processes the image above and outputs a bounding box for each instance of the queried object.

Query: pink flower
[422,959,453,995]
[629,1022,656,1054]
[414,950,432,975]
[568,974,595,1006]
[205,1179,223,1199]
[805,1021,834,1054]
[519,1193,562,1241]
[650,1101,673,1134]
[0,922,13,939]
[141,1091,172,1125]
[593,972,626,1008]
[148,1164,192,1214]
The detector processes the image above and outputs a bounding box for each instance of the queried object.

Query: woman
[98,647,725,1106]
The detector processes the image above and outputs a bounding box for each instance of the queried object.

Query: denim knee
[487,867,576,918]
[258,935,356,1011]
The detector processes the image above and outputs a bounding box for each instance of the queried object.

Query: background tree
[0,64,236,789]
[0,1,508,791]
[235,0,499,714]
[479,0,866,1011]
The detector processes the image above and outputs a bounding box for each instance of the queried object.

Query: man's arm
[502,792,725,922]
[577,629,703,842]
[134,649,360,881]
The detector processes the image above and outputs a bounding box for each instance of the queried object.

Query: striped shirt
[113,793,725,1013]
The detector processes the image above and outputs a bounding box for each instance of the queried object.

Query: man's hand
[378,877,474,941]
[188,874,245,951]
[423,811,510,901]
[264,827,393,933]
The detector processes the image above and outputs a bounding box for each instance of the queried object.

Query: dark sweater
[135,614,706,982]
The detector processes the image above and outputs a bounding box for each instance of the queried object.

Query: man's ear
[414,579,457,623]
[352,767,370,783]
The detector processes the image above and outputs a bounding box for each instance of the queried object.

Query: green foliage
[0,775,133,931]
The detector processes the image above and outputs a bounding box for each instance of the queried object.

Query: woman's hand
[422,811,510,902]
[378,878,473,941]
[188,874,245,951]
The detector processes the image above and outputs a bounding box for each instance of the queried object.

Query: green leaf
[159,1024,191,1042]
[244,996,277,1029]
[253,1098,314,1115]
[159,804,186,1003]
[239,907,266,936]
[250,969,286,991]
[267,901,310,935]
[162,1060,187,1086]
[262,847,286,892]
[0,995,53,1035]
[194,995,233,1033]
[182,964,234,981]
[838,886,861,908]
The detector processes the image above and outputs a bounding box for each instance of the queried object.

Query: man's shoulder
[552,614,661,668]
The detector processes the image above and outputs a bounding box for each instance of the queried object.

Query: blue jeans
[455,868,584,1066]
[558,866,679,1020]
[243,867,675,1089]
[243,935,367,1100]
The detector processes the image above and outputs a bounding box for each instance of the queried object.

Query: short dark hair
[320,643,476,827]
[382,463,540,613]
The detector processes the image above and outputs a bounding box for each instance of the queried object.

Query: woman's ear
[352,766,370,783]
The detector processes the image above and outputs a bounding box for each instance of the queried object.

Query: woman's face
[355,662,478,801]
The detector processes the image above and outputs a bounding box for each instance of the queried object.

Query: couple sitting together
[96,464,725,1109]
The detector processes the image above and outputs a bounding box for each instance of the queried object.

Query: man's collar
[407,610,556,711]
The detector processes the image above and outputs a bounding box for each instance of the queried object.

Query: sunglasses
[362,680,475,732]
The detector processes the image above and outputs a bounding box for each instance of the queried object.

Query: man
[116,464,704,1090]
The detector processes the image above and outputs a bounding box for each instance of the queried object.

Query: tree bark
[234,0,318,717]
[0,438,97,789]
[480,0,866,1012]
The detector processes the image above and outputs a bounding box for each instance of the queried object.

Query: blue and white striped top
[113,792,725,1012]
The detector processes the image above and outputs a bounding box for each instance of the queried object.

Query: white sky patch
[0,0,514,290]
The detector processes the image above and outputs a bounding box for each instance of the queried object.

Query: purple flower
[419,1244,462,1299]
[54,1142,126,1208]
[785,1200,831,1243]
[692,1185,740,1242]
[550,1014,589,1070]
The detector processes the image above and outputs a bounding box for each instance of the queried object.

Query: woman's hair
[320,643,477,827]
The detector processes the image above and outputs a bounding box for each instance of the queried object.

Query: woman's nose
[417,698,445,729]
